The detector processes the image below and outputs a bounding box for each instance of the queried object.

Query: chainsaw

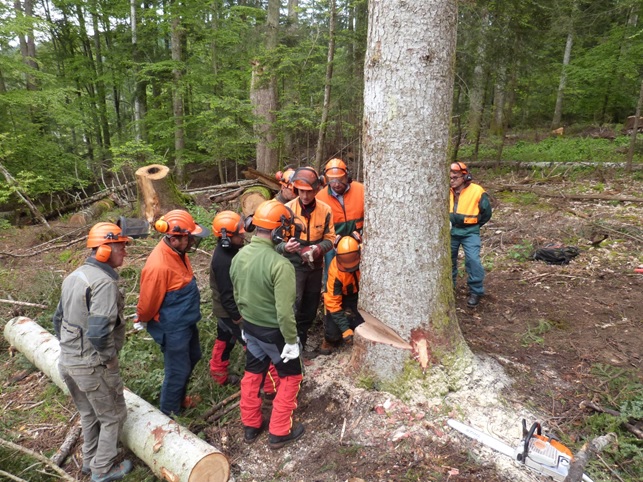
[447,418,595,482]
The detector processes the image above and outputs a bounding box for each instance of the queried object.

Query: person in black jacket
[209,211,247,386]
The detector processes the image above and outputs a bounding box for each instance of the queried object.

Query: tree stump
[239,186,272,216]
[135,164,184,222]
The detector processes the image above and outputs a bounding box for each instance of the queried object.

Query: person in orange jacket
[274,166,296,204]
[316,158,364,287]
[276,166,336,354]
[320,234,364,355]
[136,210,210,416]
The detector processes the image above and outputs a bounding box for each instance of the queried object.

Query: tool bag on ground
[532,243,580,265]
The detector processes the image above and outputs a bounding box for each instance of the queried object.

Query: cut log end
[189,453,230,482]
[135,164,170,181]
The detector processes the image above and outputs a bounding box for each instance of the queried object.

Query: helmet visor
[336,251,360,272]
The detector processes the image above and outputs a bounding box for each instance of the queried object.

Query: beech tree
[358,0,471,385]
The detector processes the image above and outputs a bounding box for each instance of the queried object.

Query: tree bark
[314,0,337,172]
[171,0,185,180]
[4,317,230,482]
[468,9,489,162]
[250,0,279,174]
[131,0,146,141]
[563,433,616,482]
[551,32,574,130]
[626,78,643,172]
[360,0,470,382]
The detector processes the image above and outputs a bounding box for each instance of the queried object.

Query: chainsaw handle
[518,421,542,463]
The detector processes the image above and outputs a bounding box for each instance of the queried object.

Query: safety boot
[268,422,305,450]
[318,339,335,356]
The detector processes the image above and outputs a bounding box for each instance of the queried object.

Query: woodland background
[1,0,643,221]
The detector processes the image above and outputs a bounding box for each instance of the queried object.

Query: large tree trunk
[626,78,643,173]
[359,0,470,383]
[314,0,337,171]
[131,0,147,141]
[467,9,489,162]
[14,0,38,92]
[91,4,111,154]
[171,0,186,180]
[551,32,573,130]
[4,317,230,482]
[251,0,279,174]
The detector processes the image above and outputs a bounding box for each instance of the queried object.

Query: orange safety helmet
[291,166,322,191]
[335,235,361,272]
[87,222,131,263]
[324,158,348,179]
[450,161,472,181]
[87,222,131,248]
[212,211,245,238]
[275,167,296,187]
[252,200,293,230]
[154,209,208,237]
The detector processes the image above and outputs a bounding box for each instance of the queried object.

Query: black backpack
[532,243,580,265]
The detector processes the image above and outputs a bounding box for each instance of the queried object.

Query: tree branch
[0,437,77,481]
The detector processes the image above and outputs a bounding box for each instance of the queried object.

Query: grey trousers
[59,363,127,475]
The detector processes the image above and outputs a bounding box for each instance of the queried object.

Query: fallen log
[242,167,281,191]
[4,317,230,482]
[69,198,115,226]
[51,419,82,467]
[239,186,272,216]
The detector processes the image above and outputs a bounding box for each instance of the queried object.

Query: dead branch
[48,182,136,219]
[209,401,240,423]
[0,299,47,309]
[201,391,241,421]
[0,235,86,259]
[184,179,257,195]
[0,162,50,228]
[0,436,77,481]
[563,433,616,482]
[580,400,643,439]
[209,188,245,203]
[51,419,82,467]
[0,469,29,482]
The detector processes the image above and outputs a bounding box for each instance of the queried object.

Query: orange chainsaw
[448,418,594,482]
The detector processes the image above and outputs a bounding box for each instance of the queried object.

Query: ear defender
[95,244,112,263]
[155,217,170,233]
[220,227,231,248]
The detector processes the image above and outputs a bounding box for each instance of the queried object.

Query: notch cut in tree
[135,164,185,222]
[4,317,230,482]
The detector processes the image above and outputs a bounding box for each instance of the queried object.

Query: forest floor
[0,168,642,482]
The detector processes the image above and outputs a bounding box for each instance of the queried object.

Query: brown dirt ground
[0,170,642,482]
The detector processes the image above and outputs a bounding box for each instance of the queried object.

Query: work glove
[280,342,300,363]
[342,329,354,345]
[241,329,247,343]
[133,317,147,331]
[300,245,321,264]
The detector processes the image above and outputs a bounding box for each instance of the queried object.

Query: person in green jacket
[449,162,492,307]
[230,199,305,450]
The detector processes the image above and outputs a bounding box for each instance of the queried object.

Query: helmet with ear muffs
[252,199,302,244]
[87,222,131,263]
[291,166,324,192]
[450,161,472,182]
[212,211,245,248]
[324,158,352,184]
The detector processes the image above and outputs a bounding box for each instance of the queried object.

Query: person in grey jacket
[53,222,133,482]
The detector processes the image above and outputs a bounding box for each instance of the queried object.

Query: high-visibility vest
[450,183,485,225]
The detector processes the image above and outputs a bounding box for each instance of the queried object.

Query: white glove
[241,330,247,343]
[280,342,300,363]
[133,321,147,331]
[300,245,319,264]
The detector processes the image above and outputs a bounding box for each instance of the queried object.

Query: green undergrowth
[459,133,643,164]
[580,364,643,482]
